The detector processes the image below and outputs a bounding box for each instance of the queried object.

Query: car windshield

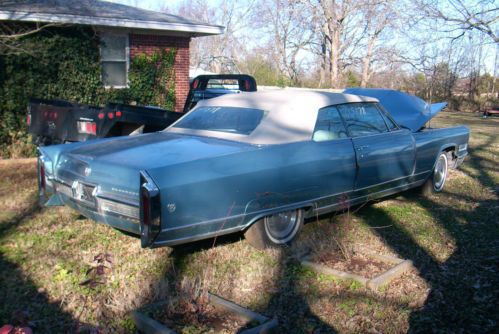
[173,106,265,135]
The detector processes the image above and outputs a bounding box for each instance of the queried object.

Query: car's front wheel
[244,209,304,249]
[421,152,449,195]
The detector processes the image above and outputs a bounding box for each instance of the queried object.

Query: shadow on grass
[462,133,498,189]
[357,191,498,333]
[0,202,77,332]
[0,201,40,238]
[0,255,76,332]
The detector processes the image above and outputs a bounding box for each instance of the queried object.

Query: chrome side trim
[347,170,428,194]
[151,176,428,247]
[152,226,243,248]
[314,179,425,215]
[159,172,430,234]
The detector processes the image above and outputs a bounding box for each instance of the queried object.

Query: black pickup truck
[183,74,257,112]
[28,74,257,145]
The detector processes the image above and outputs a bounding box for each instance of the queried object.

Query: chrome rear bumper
[53,180,140,221]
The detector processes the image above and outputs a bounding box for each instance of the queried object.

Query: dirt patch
[152,303,249,334]
[149,295,252,334]
[313,252,393,279]
[139,278,261,334]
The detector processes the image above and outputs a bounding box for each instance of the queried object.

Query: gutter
[0,11,225,36]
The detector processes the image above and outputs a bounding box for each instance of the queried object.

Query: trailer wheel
[244,209,303,249]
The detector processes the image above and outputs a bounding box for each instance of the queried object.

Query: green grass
[0,112,497,333]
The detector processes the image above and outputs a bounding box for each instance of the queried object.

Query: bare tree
[253,0,314,85]
[415,0,499,43]
[305,0,369,88]
[164,0,254,74]
[493,43,498,96]
[359,0,397,87]
[0,22,60,55]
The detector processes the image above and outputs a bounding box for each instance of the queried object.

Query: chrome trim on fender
[151,225,243,248]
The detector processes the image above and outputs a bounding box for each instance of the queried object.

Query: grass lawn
[0,112,497,333]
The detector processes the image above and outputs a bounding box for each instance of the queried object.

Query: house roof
[0,0,224,36]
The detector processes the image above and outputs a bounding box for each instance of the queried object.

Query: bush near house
[0,26,176,158]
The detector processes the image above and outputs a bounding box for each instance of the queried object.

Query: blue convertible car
[38,89,469,249]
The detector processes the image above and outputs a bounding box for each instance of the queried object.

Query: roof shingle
[0,0,224,36]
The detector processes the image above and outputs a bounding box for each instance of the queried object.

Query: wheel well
[243,206,312,231]
[442,146,458,168]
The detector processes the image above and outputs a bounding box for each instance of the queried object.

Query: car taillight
[139,171,161,248]
[142,190,150,226]
[39,162,46,193]
[37,153,54,205]
[77,121,97,135]
[27,114,31,126]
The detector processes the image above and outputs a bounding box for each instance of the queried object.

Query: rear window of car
[207,79,239,90]
[173,106,264,135]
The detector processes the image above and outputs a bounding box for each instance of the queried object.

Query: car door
[337,103,416,192]
[309,106,356,208]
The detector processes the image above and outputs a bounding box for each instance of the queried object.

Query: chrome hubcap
[264,210,300,244]
[433,154,448,191]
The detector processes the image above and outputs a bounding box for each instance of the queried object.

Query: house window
[100,33,128,88]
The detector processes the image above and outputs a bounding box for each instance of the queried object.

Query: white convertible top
[167,90,378,145]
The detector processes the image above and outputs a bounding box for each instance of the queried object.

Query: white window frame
[100,32,129,89]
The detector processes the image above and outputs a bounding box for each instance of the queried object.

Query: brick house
[0,0,224,111]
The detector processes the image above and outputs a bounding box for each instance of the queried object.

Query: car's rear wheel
[244,209,304,249]
[421,152,449,195]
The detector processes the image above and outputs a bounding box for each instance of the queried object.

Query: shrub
[0,26,176,158]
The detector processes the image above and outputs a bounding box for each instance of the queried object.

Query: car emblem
[84,167,91,176]
[167,203,176,213]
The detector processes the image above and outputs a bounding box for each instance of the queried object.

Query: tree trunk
[360,37,376,87]
[330,29,340,88]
